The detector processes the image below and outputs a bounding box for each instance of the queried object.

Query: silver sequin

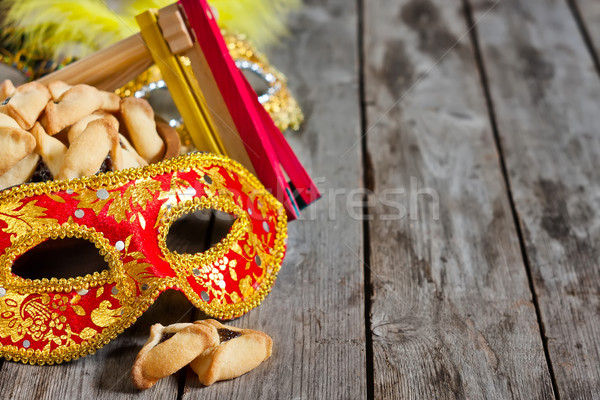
[235,60,281,104]
[96,189,109,200]
[183,186,196,196]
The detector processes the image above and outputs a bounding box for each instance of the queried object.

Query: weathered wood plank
[470,0,600,398]
[180,0,367,398]
[363,0,554,398]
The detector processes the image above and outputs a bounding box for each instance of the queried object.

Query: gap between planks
[566,0,600,77]
[363,0,556,397]
[462,0,561,398]
[357,0,376,399]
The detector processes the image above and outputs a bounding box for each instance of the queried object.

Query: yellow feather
[2,0,136,59]
[210,0,301,45]
[1,0,300,61]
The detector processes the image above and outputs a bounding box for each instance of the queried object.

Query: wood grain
[179,0,368,398]
[363,0,554,398]
[4,0,597,397]
[470,0,600,397]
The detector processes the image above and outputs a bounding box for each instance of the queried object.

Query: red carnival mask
[0,153,286,364]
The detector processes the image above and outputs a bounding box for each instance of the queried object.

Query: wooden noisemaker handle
[37,33,153,91]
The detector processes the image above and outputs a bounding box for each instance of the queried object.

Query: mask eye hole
[166,209,236,255]
[12,238,110,280]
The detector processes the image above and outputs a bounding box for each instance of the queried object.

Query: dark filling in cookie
[217,328,241,343]
[97,154,112,174]
[29,159,53,183]
[159,332,175,344]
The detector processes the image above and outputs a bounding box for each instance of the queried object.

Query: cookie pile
[131,319,273,389]
[0,80,167,190]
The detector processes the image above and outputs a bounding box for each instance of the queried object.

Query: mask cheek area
[11,238,110,280]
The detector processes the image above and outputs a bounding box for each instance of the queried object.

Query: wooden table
[2,0,600,398]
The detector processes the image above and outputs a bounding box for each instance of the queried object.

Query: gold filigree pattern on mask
[0,153,287,365]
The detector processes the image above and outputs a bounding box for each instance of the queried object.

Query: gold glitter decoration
[225,33,304,132]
